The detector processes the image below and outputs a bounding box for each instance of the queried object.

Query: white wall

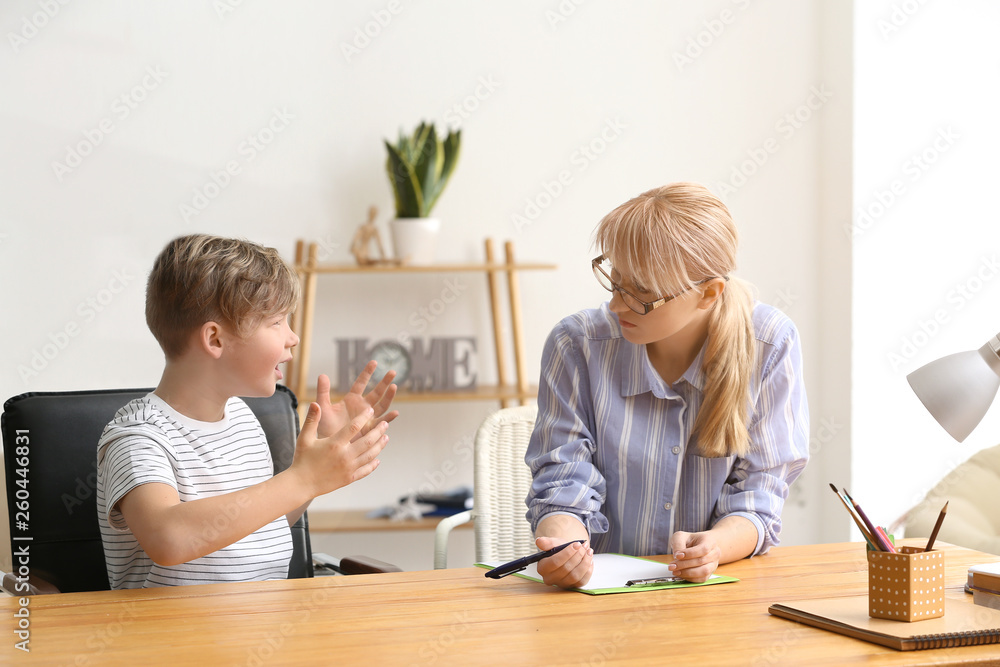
[852,1,1000,536]
[0,0,848,571]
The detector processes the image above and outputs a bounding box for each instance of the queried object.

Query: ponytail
[694,277,756,457]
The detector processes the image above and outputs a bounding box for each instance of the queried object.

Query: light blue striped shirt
[525,301,809,558]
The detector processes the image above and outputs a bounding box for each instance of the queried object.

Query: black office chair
[1,385,398,595]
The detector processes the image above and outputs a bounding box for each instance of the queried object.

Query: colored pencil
[828,483,876,549]
[874,525,897,553]
[924,501,949,552]
[843,489,895,552]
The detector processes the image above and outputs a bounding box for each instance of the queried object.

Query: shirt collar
[620,338,708,398]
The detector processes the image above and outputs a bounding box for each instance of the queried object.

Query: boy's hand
[315,362,398,441]
[292,402,389,496]
[534,535,593,588]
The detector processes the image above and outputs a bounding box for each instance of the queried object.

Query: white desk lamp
[907,333,1000,442]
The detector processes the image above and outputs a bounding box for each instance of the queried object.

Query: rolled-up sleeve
[525,323,610,535]
[712,321,810,555]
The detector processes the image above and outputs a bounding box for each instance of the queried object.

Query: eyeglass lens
[593,258,648,314]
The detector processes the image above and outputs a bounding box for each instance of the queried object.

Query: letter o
[589,137,607,154]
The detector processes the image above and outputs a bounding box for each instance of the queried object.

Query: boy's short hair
[146,234,299,359]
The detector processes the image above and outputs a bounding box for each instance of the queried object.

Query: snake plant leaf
[424,129,461,215]
[384,122,461,218]
[412,124,440,216]
[384,140,423,218]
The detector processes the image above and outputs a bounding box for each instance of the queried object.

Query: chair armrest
[312,553,402,576]
[2,571,62,596]
[433,509,473,569]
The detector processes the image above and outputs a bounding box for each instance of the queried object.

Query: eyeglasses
[591,254,721,315]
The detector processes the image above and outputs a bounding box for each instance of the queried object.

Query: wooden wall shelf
[285,238,555,411]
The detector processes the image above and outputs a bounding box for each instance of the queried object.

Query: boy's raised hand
[314,363,399,441]
[292,402,389,496]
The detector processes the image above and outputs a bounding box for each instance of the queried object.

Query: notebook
[769,595,1000,651]
[476,552,738,595]
[969,562,1000,592]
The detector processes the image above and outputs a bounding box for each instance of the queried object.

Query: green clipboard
[476,552,739,595]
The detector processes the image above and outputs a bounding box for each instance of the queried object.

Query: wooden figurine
[350,206,399,266]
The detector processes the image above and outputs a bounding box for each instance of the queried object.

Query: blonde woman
[525,183,809,588]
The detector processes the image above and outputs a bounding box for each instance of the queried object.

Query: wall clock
[368,340,412,385]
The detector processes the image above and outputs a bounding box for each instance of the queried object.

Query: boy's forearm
[287,498,312,526]
[123,470,313,566]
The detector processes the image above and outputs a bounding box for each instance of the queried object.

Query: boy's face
[220,312,299,397]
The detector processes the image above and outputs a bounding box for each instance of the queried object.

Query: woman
[525,183,809,588]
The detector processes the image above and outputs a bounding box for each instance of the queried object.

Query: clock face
[368,340,411,386]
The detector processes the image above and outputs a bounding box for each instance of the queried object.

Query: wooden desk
[4,541,999,665]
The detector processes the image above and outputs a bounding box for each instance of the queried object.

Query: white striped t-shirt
[96,393,293,589]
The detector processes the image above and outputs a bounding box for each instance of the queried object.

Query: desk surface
[3,540,999,666]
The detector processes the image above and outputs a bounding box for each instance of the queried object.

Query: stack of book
[968,562,1000,610]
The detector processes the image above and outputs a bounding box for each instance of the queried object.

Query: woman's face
[606,265,715,347]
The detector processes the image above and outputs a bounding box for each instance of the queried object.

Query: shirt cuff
[726,511,766,556]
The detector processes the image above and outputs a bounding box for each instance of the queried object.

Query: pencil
[924,501,949,552]
[843,489,895,552]
[828,483,876,549]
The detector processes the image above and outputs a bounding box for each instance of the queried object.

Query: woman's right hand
[534,535,594,588]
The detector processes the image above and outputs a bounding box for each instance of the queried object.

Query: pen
[484,540,587,579]
[924,501,949,552]
[624,576,685,587]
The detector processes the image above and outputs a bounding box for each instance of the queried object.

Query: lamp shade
[906,334,1000,442]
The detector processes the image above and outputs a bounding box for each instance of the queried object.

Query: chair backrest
[902,442,1000,556]
[1,385,312,593]
[472,405,538,563]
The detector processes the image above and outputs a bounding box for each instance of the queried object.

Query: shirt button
[671,446,681,455]
[663,502,673,511]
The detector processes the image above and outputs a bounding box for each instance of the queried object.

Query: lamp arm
[979,333,1000,374]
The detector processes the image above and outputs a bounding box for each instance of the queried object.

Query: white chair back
[472,405,538,563]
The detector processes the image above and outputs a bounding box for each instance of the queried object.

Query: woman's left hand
[667,530,722,583]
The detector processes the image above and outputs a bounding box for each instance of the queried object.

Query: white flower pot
[390,217,441,265]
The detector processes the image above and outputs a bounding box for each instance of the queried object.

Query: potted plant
[384,121,461,265]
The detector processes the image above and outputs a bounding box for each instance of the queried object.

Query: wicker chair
[433,405,538,568]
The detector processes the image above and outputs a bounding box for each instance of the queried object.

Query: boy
[97,234,397,588]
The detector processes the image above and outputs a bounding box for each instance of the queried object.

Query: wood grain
[4,541,999,665]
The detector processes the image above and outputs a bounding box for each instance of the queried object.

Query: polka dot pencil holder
[867,547,945,622]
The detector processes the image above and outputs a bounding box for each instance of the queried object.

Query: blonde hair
[594,183,756,457]
[146,234,299,359]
